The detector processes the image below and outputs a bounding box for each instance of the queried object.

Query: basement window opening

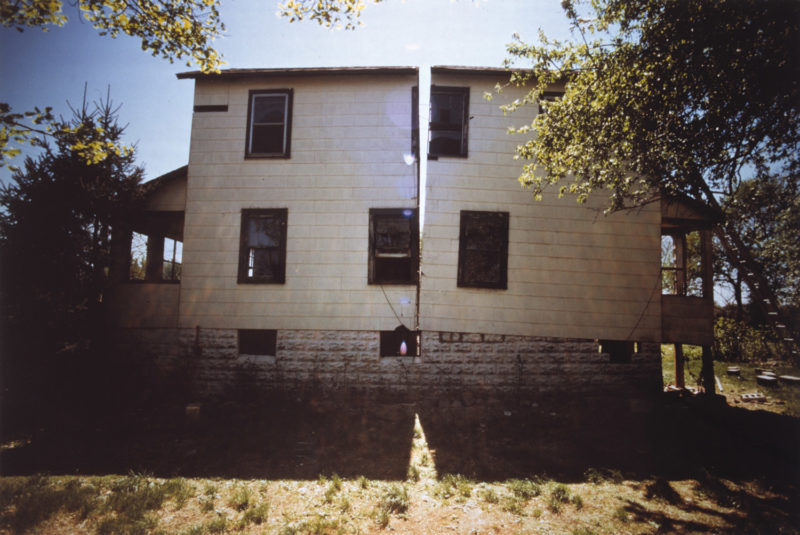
[380,325,419,357]
[599,340,637,364]
[238,329,277,356]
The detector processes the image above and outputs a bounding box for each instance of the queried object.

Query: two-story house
[106,66,716,402]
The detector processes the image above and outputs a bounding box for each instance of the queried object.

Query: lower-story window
[457,210,509,289]
[238,209,288,284]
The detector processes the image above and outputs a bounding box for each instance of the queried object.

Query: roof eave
[177,66,419,80]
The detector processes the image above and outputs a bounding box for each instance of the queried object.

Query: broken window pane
[369,208,418,285]
[429,87,468,157]
[661,234,679,295]
[685,231,704,297]
[127,212,184,283]
[458,211,509,289]
[239,209,287,284]
[162,237,182,281]
[661,231,704,297]
[129,231,148,281]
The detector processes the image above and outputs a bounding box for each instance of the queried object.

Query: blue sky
[0,0,573,184]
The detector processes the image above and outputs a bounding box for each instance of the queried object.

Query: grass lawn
[2,418,797,535]
[661,345,800,417]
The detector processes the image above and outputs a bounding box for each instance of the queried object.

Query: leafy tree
[500,0,800,215]
[0,93,143,431]
[716,174,800,312]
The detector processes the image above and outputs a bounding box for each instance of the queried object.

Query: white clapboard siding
[180,73,419,332]
[420,71,661,341]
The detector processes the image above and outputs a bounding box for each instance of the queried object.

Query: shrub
[713,317,771,362]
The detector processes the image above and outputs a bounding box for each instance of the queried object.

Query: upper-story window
[238,209,288,284]
[246,89,293,158]
[429,86,469,158]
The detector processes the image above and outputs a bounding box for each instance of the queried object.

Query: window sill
[125,280,181,284]
[244,154,290,159]
[427,153,468,160]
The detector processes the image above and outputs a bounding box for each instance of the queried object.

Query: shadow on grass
[2,390,799,486]
[1,393,416,480]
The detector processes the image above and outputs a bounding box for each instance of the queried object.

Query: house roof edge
[177,66,419,80]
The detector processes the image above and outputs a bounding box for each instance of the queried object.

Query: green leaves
[502,0,800,213]
[1,101,134,171]
[1,0,225,73]
[277,0,382,30]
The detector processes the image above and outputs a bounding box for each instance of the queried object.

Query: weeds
[435,473,473,500]
[1,475,99,533]
[502,495,525,515]
[96,512,158,535]
[420,451,431,466]
[163,477,195,509]
[204,514,228,533]
[379,483,410,514]
[548,483,571,513]
[241,502,269,526]
[356,475,369,490]
[228,483,251,511]
[584,468,623,484]
[373,507,390,528]
[323,474,343,503]
[506,478,542,499]
[407,463,420,482]
[613,506,629,522]
[479,487,500,504]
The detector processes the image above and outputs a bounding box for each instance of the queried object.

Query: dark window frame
[457,210,509,289]
[368,208,419,285]
[245,89,293,159]
[238,329,277,356]
[429,86,469,158]
[238,208,288,284]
